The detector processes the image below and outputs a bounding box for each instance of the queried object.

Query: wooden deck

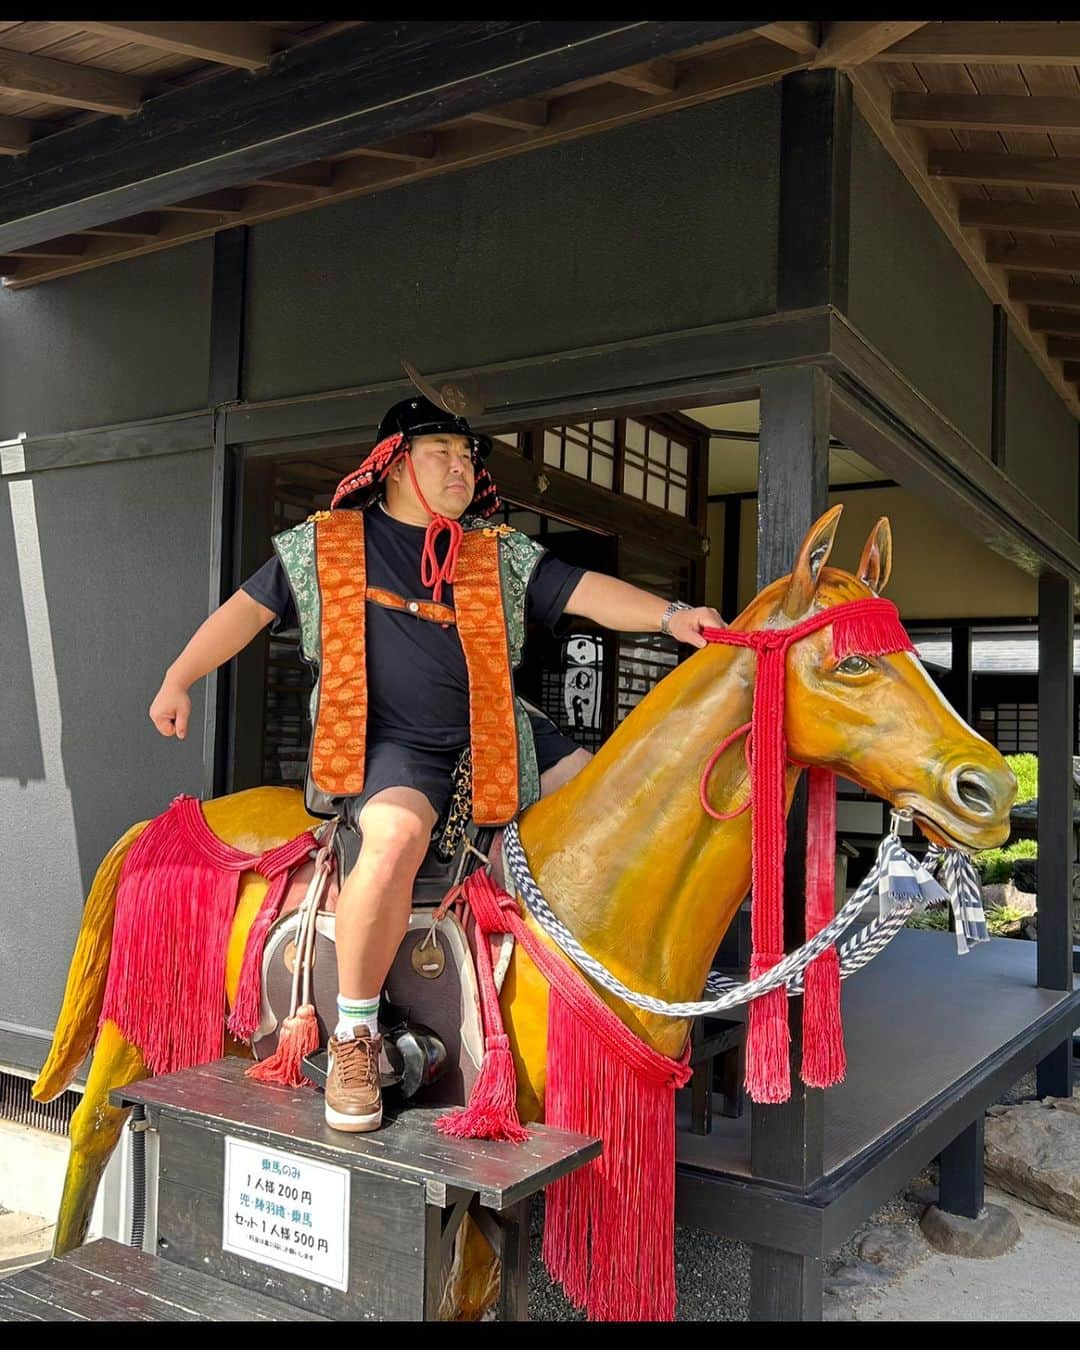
[674,930,1080,1255]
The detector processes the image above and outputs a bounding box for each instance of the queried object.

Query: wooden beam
[83,213,162,239]
[0,115,30,155]
[847,62,1080,419]
[896,92,1080,135]
[986,239,1080,275]
[7,236,86,258]
[605,58,677,96]
[160,190,247,215]
[342,133,437,163]
[253,163,335,190]
[757,23,820,56]
[1045,336,1080,359]
[960,199,1080,236]
[870,21,1080,66]
[79,21,274,72]
[0,47,143,115]
[1028,308,1080,336]
[928,150,1080,190]
[467,97,549,131]
[1010,278,1080,309]
[0,21,761,253]
[2,35,809,291]
[814,21,927,68]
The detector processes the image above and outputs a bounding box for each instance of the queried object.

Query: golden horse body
[32,506,1016,1318]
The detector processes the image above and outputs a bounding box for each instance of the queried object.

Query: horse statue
[32,505,1015,1319]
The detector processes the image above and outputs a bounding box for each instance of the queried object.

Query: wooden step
[0,1238,330,1321]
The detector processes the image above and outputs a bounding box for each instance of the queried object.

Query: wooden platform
[674,930,1080,1255]
[0,1239,330,1321]
[110,1057,599,1320]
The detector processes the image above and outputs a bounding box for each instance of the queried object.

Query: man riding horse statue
[32,390,1016,1321]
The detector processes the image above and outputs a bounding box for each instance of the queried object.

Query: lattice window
[977,703,1038,755]
[542,420,617,489]
[616,632,679,724]
[621,418,690,516]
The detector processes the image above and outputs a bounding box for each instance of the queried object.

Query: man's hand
[149,680,192,739]
[667,606,726,650]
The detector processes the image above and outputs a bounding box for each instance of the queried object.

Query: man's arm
[562,571,724,649]
[149,590,275,739]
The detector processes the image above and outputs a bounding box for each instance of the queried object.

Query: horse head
[749,504,1015,852]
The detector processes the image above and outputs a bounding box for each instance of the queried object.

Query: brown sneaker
[325,1029,383,1133]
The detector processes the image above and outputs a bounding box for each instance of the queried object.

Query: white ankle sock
[335,994,380,1042]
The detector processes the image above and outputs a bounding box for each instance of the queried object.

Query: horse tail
[32,818,151,1103]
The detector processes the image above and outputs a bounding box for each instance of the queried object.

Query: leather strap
[367,585,456,626]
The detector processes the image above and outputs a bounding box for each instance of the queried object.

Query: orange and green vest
[272,507,543,825]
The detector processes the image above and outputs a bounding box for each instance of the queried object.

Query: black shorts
[340,706,581,827]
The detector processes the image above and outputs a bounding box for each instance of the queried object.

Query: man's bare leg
[334,786,437,998]
[324,787,436,1132]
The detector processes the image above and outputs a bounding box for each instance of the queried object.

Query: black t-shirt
[241,505,586,751]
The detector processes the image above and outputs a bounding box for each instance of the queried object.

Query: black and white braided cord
[501,822,985,1018]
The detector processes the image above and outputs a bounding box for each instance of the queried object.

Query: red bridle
[699,597,914,1102]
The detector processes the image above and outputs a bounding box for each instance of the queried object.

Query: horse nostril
[955,770,996,817]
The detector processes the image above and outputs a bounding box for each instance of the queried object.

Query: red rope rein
[698,597,914,1100]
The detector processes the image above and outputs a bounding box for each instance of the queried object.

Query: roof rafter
[78,21,275,72]
[0,46,143,115]
[869,21,1080,66]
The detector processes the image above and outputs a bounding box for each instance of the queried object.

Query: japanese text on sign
[222,1137,350,1291]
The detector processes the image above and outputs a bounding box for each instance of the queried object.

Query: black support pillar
[747,65,853,1323]
[949,623,973,725]
[1036,571,1075,1099]
[749,364,830,1323]
[202,225,247,799]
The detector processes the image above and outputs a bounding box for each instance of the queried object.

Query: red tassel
[100,799,241,1076]
[227,871,291,1042]
[802,950,846,1088]
[542,989,680,1322]
[831,599,913,660]
[744,960,791,1104]
[246,1004,319,1089]
[435,1033,528,1143]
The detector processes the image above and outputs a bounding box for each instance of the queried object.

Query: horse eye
[837,655,872,676]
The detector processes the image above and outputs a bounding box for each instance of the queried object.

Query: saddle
[249,815,513,1107]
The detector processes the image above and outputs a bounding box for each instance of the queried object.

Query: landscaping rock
[858,1225,929,1274]
[1012,857,1038,894]
[919,1202,1021,1257]
[984,1099,1080,1224]
[823,1261,893,1298]
[982,880,1037,916]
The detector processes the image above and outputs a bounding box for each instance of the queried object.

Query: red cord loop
[406,453,464,603]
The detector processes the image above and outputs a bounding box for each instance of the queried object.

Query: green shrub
[1005,753,1038,805]
[973,837,1038,885]
[985,904,1029,936]
[905,905,951,932]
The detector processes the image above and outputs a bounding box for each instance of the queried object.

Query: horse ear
[857,516,893,595]
[781,504,844,618]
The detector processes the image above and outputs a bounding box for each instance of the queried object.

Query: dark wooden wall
[1006,329,1079,534]
[847,110,994,459]
[242,90,782,402]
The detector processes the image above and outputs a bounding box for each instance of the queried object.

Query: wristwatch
[659,600,693,636]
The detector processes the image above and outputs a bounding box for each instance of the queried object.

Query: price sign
[222,1137,350,1291]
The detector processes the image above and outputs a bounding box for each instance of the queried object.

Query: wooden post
[750,363,830,1324]
[950,622,973,724]
[990,305,1008,469]
[202,225,247,799]
[1036,570,1075,1099]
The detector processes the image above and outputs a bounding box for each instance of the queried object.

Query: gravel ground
[525,1067,1043,1321]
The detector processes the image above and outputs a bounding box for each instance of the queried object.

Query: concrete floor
[848,1185,1080,1322]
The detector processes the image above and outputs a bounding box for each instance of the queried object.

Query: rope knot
[756,629,789,652]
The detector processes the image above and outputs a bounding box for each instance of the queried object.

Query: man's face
[397,433,476,519]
